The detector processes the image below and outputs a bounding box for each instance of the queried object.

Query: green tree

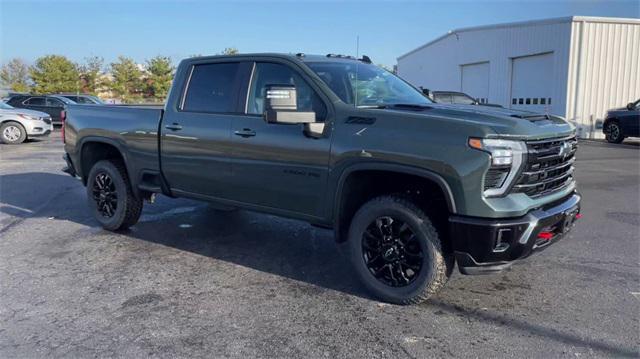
[109,56,143,103]
[29,55,80,94]
[145,56,174,102]
[0,58,31,93]
[219,47,239,55]
[79,56,104,95]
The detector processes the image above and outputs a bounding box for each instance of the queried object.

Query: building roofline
[397,16,640,61]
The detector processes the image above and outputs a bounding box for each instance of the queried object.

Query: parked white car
[0,102,53,144]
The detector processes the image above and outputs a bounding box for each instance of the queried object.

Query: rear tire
[605,121,624,143]
[346,195,452,305]
[86,159,143,231]
[1,121,27,144]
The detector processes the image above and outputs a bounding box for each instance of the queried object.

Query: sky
[1,0,638,68]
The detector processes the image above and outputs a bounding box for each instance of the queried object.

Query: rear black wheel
[86,159,143,230]
[347,195,452,304]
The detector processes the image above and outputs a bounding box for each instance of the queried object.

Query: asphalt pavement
[1,131,638,358]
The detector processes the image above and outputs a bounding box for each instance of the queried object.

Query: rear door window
[25,97,46,106]
[451,94,476,105]
[434,94,452,104]
[46,98,64,107]
[182,62,242,113]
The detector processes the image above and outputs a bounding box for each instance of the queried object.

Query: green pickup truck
[63,53,581,304]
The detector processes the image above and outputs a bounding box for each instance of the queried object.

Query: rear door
[621,107,640,136]
[160,60,252,199]
[45,97,66,121]
[228,61,332,218]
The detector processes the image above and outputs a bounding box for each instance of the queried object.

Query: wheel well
[80,142,125,184]
[1,120,24,127]
[335,170,452,253]
[0,120,26,138]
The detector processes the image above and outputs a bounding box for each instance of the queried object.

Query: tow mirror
[264,84,315,124]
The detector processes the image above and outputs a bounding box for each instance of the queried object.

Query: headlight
[17,114,39,121]
[469,138,527,197]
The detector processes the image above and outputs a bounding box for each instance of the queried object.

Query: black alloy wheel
[362,216,424,287]
[92,172,118,218]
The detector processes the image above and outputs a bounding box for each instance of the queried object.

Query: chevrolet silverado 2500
[63,53,581,304]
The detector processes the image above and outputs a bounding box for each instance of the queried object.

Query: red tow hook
[537,232,554,241]
[575,213,583,219]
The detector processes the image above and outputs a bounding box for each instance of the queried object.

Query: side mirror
[627,102,635,111]
[264,84,315,124]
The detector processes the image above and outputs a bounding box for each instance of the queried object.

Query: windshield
[306,62,432,107]
[0,102,14,109]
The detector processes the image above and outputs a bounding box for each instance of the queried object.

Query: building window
[525,98,531,105]
[548,98,552,105]
[519,98,524,104]
[540,98,546,105]
[512,98,517,105]
[533,98,538,105]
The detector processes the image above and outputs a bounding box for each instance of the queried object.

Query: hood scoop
[510,113,564,125]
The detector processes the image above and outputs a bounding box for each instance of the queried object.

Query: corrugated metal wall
[397,17,640,139]
[566,19,640,139]
[397,19,573,118]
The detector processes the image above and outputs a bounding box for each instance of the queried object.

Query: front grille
[512,136,577,198]
[41,117,52,124]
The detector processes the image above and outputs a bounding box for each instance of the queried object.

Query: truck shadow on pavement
[1,172,637,358]
[0,172,365,298]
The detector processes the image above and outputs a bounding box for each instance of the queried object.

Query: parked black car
[603,99,639,143]
[58,94,105,105]
[6,95,76,125]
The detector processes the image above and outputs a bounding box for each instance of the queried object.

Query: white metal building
[397,16,640,138]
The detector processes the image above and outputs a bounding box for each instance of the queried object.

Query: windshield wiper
[389,103,432,110]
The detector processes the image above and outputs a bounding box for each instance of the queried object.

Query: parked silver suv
[0,101,53,144]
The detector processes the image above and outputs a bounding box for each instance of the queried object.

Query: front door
[160,61,251,199]
[229,61,332,218]
[21,97,50,115]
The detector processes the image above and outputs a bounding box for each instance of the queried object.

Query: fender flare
[77,136,138,195]
[331,162,458,228]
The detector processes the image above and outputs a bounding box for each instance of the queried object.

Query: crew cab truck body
[63,54,581,304]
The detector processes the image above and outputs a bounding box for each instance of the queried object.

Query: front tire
[86,159,143,231]
[1,122,27,144]
[346,195,452,305]
[605,122,624,143]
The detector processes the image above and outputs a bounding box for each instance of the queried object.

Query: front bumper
[25,121,54,137]
[449,192,581,275]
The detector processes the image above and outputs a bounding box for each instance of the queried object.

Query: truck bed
[64,104,164,181]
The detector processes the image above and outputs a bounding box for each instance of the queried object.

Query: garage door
[461,62,490,104]
[510,53,554,113]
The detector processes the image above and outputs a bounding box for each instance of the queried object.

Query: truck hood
[0,108,50,118]
[410,103,575,140]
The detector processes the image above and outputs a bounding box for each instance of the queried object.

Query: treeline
[0,55,174,103]
[0,48,239,104]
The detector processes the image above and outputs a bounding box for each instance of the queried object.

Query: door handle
[165,123,183,131]
[234,128,256,138]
